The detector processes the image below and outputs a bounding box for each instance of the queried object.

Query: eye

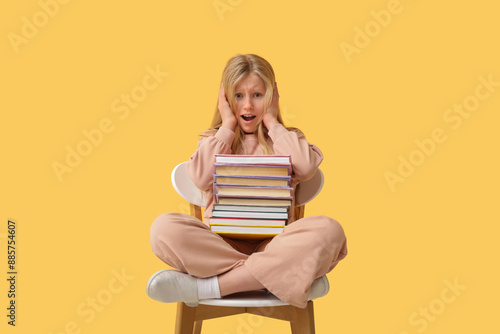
[235,93,243,98]
[253,93,263,97]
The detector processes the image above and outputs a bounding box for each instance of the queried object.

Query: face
[233,73,266,134]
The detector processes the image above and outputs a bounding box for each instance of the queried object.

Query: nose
[243,97,253,111]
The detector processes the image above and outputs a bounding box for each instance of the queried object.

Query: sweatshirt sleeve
[186,127,235,191]
[268,123,324,182]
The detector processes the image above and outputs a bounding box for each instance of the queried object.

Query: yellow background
[1,0,499,333]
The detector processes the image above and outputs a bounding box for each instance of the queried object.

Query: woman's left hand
[263,82,280,129]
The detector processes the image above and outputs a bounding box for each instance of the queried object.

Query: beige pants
[150,212,348,308]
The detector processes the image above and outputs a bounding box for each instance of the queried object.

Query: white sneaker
[147,269,199,307]
[307,275,330,301]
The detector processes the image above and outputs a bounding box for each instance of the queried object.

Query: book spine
[216,194,293,200]
[214,184,294,197]
[214,164,292,176]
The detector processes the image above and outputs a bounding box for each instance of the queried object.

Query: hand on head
[262,82,280,130]
[219,82,237,131]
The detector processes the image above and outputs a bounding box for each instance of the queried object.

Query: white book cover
[215,154,291,164]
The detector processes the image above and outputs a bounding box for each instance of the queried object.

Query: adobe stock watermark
[385,74,499,192]
[47,268,134,334]
[213,0,243,21]
[280,106,296,127]
[340,0,414,64]
[178,202,192,216]
[222,311,271,334]
[7,0,72,54]
[277,223,345,298]
[221,220,344,334]
[397,277,467,334]
[51,64,169,182]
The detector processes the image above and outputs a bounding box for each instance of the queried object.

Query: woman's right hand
[218,82,237,131]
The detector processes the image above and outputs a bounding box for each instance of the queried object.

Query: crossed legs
[149,212,347,308]
[218,264,264,296]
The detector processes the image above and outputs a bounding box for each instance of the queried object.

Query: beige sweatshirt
[186,123,324,224]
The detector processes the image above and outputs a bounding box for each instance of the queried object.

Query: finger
[220,81,224,92]
[219,83,225,102]
[222,83,230,102]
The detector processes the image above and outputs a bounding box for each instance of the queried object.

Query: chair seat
[199,290,289,307]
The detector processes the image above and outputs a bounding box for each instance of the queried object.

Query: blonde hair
[201,54,295,155]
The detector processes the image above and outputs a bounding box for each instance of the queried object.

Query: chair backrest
[171,162,324,208]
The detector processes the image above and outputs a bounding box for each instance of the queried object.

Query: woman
[148,54,347,308]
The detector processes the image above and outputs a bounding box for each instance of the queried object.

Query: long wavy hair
[201,54,295,154]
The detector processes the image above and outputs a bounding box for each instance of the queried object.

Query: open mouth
[241,115,256,122]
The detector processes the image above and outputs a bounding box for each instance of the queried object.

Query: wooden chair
[154,162,327,334]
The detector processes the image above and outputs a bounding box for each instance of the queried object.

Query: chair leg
[175,303,197,334]
[290,301,315,334]
[193,320,203,334]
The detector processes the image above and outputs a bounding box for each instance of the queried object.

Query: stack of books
[209,154,293,239]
